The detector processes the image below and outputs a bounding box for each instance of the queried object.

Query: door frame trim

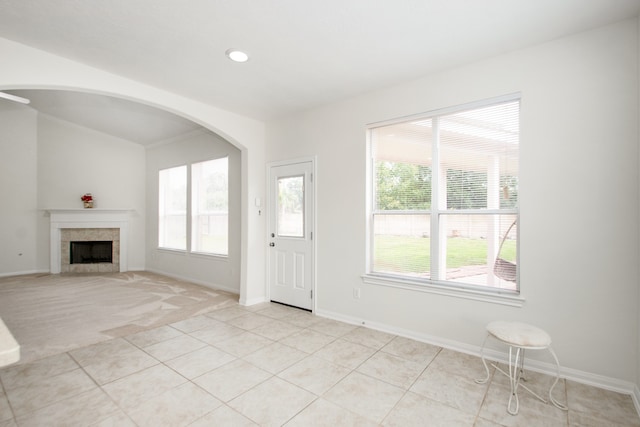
[266,156,317,313]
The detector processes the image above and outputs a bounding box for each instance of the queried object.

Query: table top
[487,320,552,348]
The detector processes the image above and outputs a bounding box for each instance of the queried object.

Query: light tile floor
[1,301,639,426]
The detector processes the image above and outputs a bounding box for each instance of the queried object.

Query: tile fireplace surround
[47,209,130,274]
[61,228,119,273]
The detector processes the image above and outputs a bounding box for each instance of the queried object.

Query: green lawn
[374,235,516,274]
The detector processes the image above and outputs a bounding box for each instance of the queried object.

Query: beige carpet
[0,271,238,364]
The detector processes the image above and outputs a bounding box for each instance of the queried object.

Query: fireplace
[47,209,130,274]
[60,228,119,273]
[70,241,113,264]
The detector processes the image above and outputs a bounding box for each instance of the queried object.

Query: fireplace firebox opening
[70,241,113,264]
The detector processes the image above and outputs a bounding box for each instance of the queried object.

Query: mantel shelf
[44,209,133,213]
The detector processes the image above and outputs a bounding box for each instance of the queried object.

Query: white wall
[36,114,146,270]
[266,19,639,386]
[146,130,241,293]
[0,102,38,276]
[637,14,640,400]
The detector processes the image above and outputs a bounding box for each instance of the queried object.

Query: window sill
[157,247,187,255]
[157,248,228,260]
[361,274,525,307]
[190,251,228,260]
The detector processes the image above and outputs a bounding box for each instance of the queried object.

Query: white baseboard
[0,269,49,279]
[144,268,269,306]
[144,268,239,295]
[315,308,638,397]
[240,296,268,307]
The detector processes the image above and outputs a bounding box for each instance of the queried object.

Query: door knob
[269,242,275,247]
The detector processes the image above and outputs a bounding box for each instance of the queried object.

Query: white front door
[268,160,314,311]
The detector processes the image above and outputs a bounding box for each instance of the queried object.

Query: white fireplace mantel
[46,209,131,274]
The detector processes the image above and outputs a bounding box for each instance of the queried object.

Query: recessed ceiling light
[225,48,249,63]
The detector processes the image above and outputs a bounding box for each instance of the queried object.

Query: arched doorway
[0,77,266,306]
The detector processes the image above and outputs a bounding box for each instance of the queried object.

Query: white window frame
[158,165,187,251]
[191,157,229,257]
[363,94,524,307]
[158,157,229,258]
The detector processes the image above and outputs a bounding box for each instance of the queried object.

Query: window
[277,175,305,237]
[192,157,229,255]
[158,165,187,250]
[158,157,229,256]
[367,96,519,293]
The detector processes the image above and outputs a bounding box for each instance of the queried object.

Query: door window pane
[278,175,304,237]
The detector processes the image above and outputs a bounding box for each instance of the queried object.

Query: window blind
[369,97,520,291]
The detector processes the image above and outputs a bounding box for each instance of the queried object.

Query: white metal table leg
[547,347,568,411]
[475,334,491,385]
[507,346,521,415]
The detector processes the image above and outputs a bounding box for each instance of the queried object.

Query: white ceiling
[0,0,638,143]
[3,90,204,145]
